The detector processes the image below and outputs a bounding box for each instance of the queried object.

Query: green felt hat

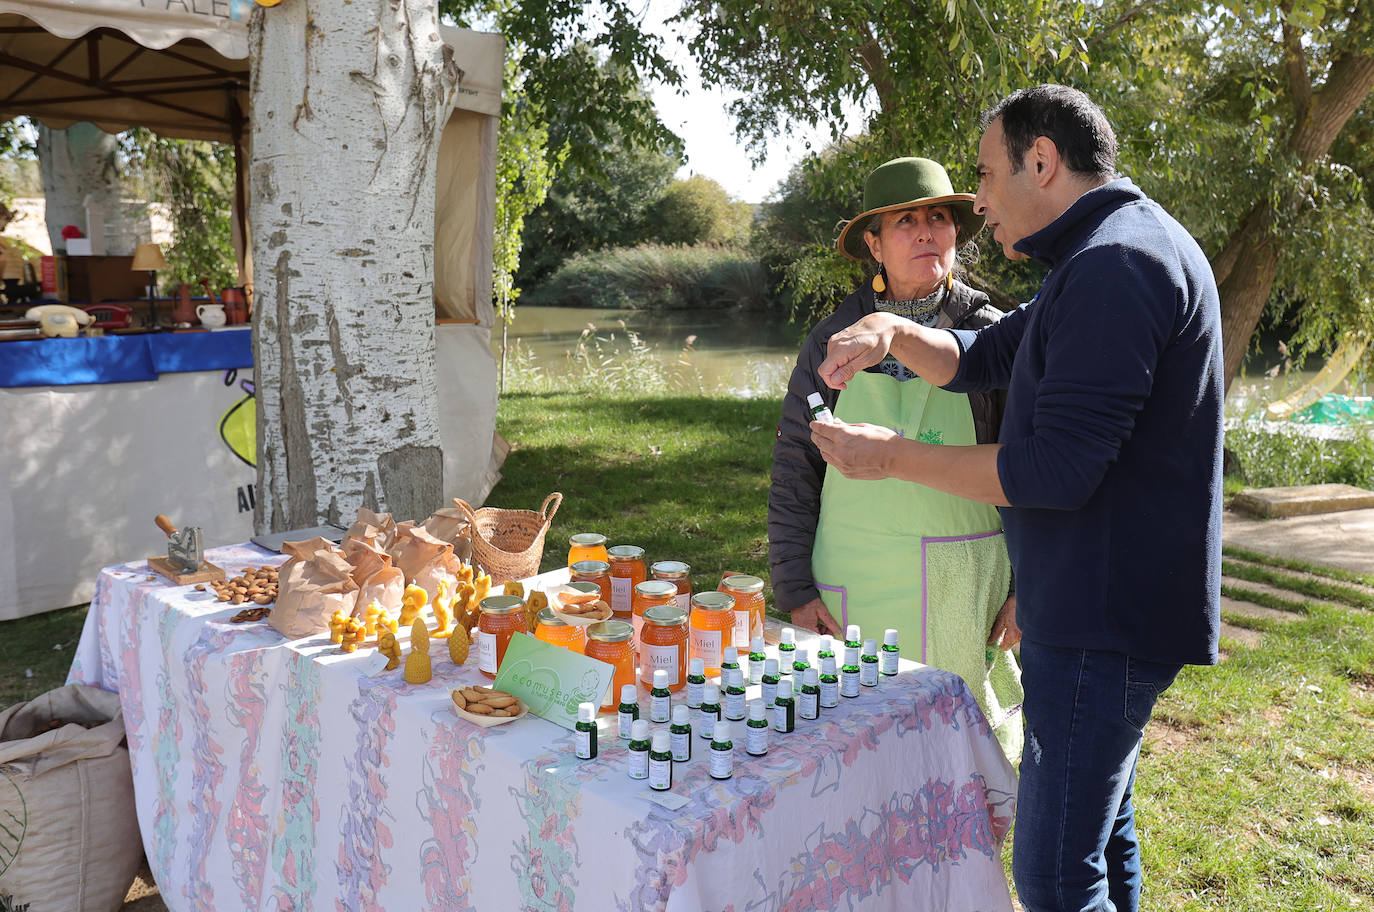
[836,157,984,261]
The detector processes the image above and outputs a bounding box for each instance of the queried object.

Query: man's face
[974,118,1036,261]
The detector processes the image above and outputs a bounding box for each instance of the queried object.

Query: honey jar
[477,594,527,678]
[639,605,688,691]
[631,579,678,643]
[650,560,692,611]
[719,574,766,647]
[570,560,612,606]
[688,590,735,677]
[607,545,647,621]
[534,606,587,653]
[567,532,609,567]
[584,620,636,713]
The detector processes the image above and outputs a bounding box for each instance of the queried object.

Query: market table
[69,542,1018,912]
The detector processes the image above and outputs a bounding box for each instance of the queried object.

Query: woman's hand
[810,420,900,480]
[818,312,907,390]
[790,597,842,637]
[988,594,1020,650]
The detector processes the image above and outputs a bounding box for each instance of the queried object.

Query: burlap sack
[342,538,405,615]
[0,684,141,912]
[268,545,360,639]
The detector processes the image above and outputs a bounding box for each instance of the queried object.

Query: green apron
[811,363,1023,759]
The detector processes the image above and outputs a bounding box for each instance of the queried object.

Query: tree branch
[850,24,896,115]
[1280,0,1312,128]
[1087,0,1166,52]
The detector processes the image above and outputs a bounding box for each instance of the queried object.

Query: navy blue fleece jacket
[946,178,1222,666]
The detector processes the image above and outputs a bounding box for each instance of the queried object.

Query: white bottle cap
[689,657,705,676]
[673,704,690,725]
[764,658,779,675]
[713,720,731,741]
[748,700,766,720]
[653,669,668,688]
[822,656,837,675]
[844,646,859,664]
[621,683,638,703]
[578,702,596,723]
[631,719,649,740]
[750,635,764,653]
[806,392,825,409]
[804,667,819,686]
[820,635,834,653]
[863,638,878,656]
[704,682,720,702]
[846,624,860,642]
[781,628,795,645]
[777,678,793,699]
[728,667,743,687]
[794,649,808,666]
[723,646,738,664]
[651,730,670,752]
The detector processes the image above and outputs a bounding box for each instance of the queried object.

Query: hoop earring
[872,266,886,295]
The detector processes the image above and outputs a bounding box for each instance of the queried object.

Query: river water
[497,305,1368,417]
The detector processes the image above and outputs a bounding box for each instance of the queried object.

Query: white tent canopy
[0,0,501,320]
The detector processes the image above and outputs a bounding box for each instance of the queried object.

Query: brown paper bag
[345,508,397,551]
[422,507,472,560]
[269,547,360,639]
[342,537,405,615]
[388,524,450,584]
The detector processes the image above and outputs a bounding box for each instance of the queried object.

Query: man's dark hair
[981,85,1117,180]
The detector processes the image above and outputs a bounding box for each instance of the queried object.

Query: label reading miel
[477,630,497,673]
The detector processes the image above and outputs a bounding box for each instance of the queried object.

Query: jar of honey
[569,559,612,606]
[584,620,636,713]
[607,545,647,621]
[650,560,692,612]
[720,574,766,647]
[534,606,587,653]
[567,532,609,567]
[639,605,688,690]
[688,590,735,677]
[631,580,678,643]
[477,594,528,678]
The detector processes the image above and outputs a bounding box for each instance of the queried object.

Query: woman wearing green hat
[768,156,1022,757]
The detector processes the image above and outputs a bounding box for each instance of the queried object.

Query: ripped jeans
[1013,641,1182,912]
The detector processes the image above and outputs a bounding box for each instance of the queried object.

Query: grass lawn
[2,389,1370,911]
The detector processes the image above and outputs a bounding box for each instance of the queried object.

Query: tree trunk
[1215,35,1374,393]
[249,0,458,532]
[35,123,121,253]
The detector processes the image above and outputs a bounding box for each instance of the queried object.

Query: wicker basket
[453,493,562,584]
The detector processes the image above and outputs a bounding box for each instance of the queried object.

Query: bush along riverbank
[520,243,775,311]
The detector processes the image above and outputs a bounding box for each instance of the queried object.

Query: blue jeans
[1013,641,1182,912]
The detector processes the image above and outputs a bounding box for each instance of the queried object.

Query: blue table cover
[0,329,253,388]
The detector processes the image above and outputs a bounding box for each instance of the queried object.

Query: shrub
[522,243,772,311]
[1226,423,1374,489]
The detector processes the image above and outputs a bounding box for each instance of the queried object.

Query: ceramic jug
[196,303,227,329]
[172,284,197,325]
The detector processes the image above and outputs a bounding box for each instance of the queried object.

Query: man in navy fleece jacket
[811,85,1222,912]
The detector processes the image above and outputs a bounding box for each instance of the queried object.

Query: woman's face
[863,205,958,297]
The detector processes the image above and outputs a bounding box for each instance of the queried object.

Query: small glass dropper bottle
[575,701,598,760]
[748,635,767,684]
[724,666,747,721]
[627,719,650,780]
[649,730,673,791]
[860,638,879,687]
[670,704,692,761]
[880,628,900,676]
[778,628,796,675]
[773,678,796,733]
[817,635,836,664]
[799,667,820,720]
[841,645,861,698]
[650,669,671,722]
[720,646,741,681]
[761,658,780,707]
[698,682,721,740]
[745,699,769,756]
[709,720,734,779]
[819,655,840,707]
[686,657,706,709]
[844,624,862,653]
[792,647,810,678]
[618,683,640,739]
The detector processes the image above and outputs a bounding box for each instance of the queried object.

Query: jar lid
[565,580,601,596]
[536,606,569,627]
[570,559,610,575]
[570,532,607,547]
[634,580,678,599]
[479,594,525,614]
[607,544,645,561]
[644,605,688,627]
[586,619,634,643]
[721,574,764,594]
[691,590,735,612]
[650,559,690,578]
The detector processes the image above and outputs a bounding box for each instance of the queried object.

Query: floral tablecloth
[69,543,1018,912]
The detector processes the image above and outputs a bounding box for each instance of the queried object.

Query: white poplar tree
[36,123,120,252]
[249,0,459,531]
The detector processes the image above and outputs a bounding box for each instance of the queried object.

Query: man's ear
[1029,136,1059,187]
